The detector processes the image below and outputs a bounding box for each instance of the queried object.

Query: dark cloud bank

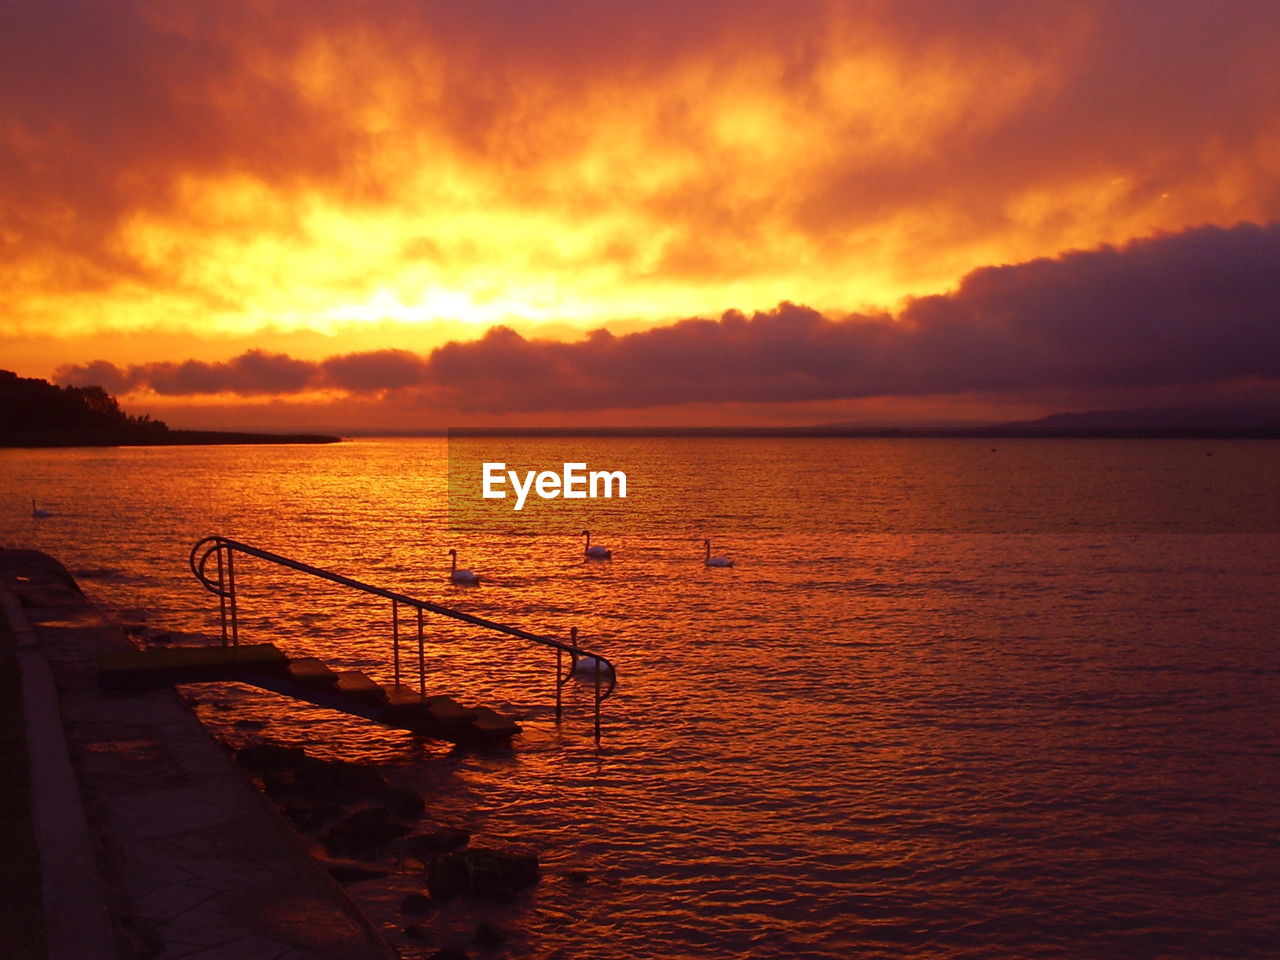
[57,224,1280,413]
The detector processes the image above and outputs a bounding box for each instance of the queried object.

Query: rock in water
[474,921,507,948]
[404,924,432,944]
[234,743,307,772]
[377,784,425,820]
[325,863,390,885]
[399,892,437,915]
[426,846,540,901]
[403,827,472,861]
[322,807,412,858]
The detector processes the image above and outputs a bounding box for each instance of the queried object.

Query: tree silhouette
[0,370,168,436]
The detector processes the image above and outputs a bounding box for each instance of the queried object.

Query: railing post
[594,656,602,745]
[416,607,425,698]
[392,599,400,688]
[227,546,239,646]
[215,544,228,647]
[556,647,563,721]
[564,627,579,724]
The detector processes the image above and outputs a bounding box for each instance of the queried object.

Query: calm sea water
[3,437,1278,959]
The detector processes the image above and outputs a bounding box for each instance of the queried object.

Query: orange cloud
[55,224,1280,428]
[5,1,1280,350]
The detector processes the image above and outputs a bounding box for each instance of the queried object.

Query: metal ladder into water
[105,536,617,743]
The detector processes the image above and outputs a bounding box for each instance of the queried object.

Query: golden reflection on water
[2,438,1279,958]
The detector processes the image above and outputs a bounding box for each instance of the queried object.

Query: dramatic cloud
[60,349,318,397]
[5,1,1280,347]
[322,350,430,392]
[56,224,1280,415]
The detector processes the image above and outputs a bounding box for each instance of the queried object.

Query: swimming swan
[582,530,612,559]
[31,499,52,518]
[572,654,614,677]
[448,549,480,585]
[704,539,733,567]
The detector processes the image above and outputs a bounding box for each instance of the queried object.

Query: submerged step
[385,684,427,711]
[97,637,523,742]
[387,687,521,739]
[469,705,521,737]
[333,670,387,705]
[99,643,290,686]
[422,694,477,725]
[287,657,339,689]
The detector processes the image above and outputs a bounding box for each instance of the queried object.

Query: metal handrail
[188,535,617,739]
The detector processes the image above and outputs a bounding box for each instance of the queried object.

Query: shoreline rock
[230,738,543,954]
[426,845,541,901]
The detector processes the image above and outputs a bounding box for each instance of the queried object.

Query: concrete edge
[186,688,405,959]
[1,588,119,960]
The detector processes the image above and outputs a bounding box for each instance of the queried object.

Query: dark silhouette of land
[8,367,1278,442]
[992,405,1280,436]
[0,371,339,447]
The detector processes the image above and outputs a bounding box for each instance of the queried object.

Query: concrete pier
[0,549,398,960]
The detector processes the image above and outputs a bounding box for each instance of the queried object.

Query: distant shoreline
[0,429,341,448]
[8,426,1280,447]
[443,425,1280,439]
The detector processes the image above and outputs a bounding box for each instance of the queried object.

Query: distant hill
[450,408,1280,439]
[0,370,339,446]
[996,406,1280,435]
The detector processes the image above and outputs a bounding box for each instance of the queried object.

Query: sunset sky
[3,1,1279,430]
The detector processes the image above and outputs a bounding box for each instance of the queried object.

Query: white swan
[31,499,52,518]
[582,529,612,559]
[572,654,614,677]
[448,548,480,585]
[704,538,733,567]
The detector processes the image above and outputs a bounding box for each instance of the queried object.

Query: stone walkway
[0,549,399,960]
